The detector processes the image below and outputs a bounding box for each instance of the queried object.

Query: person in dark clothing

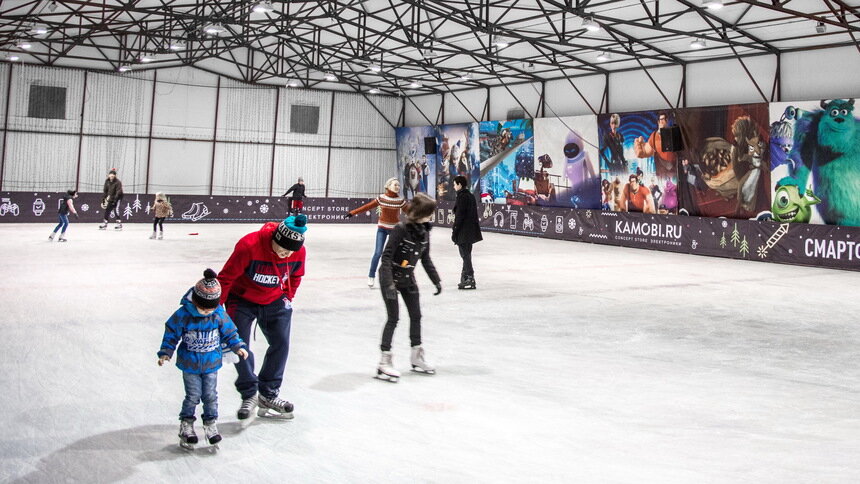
[49,189,78,242]
[451,175,483,290]
[100,168,124,230]
[375,193,441,383]
[282,177,306,215]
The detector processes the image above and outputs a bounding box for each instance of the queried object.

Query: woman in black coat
[451,176,483,289]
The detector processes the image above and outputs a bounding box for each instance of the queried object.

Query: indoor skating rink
[1,222,858,483]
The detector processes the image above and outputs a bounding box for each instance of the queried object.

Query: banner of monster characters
[0,192,372,224]
[395,126,437,200]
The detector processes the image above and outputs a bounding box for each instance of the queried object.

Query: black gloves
[433,282,442,295]
[343,213,353,219]
[383,285,397,300]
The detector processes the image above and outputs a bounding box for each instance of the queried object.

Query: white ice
[1,222,858,483]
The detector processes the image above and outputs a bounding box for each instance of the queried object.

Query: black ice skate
[257,394,295,419]
[98,222,108,230]
[457,275,476,290]
[236,394,257,420]
[114,222,123,230]
[178,418,198,450]
[410,345,436,375]
[375,351,400,383]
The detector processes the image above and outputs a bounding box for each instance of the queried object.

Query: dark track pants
[380,285,422,352]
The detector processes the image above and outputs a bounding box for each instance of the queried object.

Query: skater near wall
[344,177,407,288]
[48,190,78,242]
[157,269,248,450]
[99,169,124,230]
[282,177,306,216]
[375,193,441,383]
[150,193,174,240]
[451,175,483,290]
[217,214,308,420]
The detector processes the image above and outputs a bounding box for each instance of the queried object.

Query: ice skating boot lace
[179,419,198,444]
[237,394,258,420]
[259,394,294,414]
[203,421,222,445]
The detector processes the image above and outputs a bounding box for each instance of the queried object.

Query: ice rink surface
[0,221,858,483]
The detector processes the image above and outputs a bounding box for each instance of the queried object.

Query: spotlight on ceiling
[118,65,132,73]
[408,81,422,89]
[582,16,600,32]
[815,21,827,34]
[286,80,298,87]
[47,1,57,13]
[524,62,535,72]
[596,51,611,62]
[16,41,32,50]
[421,48,439,59]
[368,64,382,73]
[29,24,49,36]
[252,0,274,14]
[491,35,510,49]
[369,88,380,94]
[690,37,706,49]
[203,23,226,35]
[138,53,154,63]
[460,73,472,81]
[702,0,723,10]
[324,72,338,82]
[5,54,20,62]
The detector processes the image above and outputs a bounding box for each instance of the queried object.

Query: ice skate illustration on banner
[181,202,211,222]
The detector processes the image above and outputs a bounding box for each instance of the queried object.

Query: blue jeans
[369,227,390,277]
[180,371,218,422]
[226,296,293,400]
[53,214,69,234]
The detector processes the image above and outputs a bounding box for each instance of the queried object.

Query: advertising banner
[436,123,480,201]
[533,115,601,209]
[478,119,534,205]
[395,126,437,200]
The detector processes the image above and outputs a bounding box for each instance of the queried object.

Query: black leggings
[153,217,165,231]
[380,285,422,352]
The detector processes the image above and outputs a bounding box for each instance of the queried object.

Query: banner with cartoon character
[478,119,534,205]
[766,99,859,226]
[597,110,679,215]
[395,126,438,200]
[532,115,601,209]
[435,123,480,201]
[674,103,770,219]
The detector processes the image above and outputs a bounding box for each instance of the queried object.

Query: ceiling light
[324,72,338,81]
[421,48,439,59]
[118,65,132,73]
[203,23,226,35]
[369,88,380,94]
[29,24,49,35]
[460,73,472,81]
[47,1,57,13]
[491,35,510,49]
[6,54,20,62]
[252,0,274,14]
[368,64,382,73]
[169,40,186,51]
[139,54,153,63]
[16,41,32,50]
[703,0,723,10]
[286,80,298,87]
[596,51,611,62]
[524,62,535,72]
[690,37,706,49]
[815,21,827,34]
[408,81,422,89]
[582,17,600,32]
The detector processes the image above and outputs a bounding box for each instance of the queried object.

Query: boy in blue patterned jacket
[158,269,248,449]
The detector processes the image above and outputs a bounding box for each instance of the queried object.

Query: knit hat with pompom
[192,268,221,309]
[273,214,308,251]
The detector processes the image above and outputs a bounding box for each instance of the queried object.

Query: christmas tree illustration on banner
[133,194,142,212]
[731,223,740,247]
[720,232,727,248]
[739,236,749,256]
[123,203,133,220]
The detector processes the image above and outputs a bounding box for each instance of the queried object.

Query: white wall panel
[687,56,776,108]
[7,64,84,134]
[78,136,149,193]
[328,147,395,197]
[781,47,860,101]
[277,88,332,146]
[544,75,606,118]
[148,139,212,195]
[212,142,272,196]
[443,89,485,125]
[151,76,217,140]
[217,79,276,143]
[331,93,397,149]
[607,65,684,112]
[405,94,441,127]
[489,82,542,121]
[84,72,152,137]
[2,132,77,191]
[272,145,328,197]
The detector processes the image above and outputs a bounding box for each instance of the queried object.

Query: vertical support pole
[540,81,546,118]
[772,53,781,102]
[0,64,13,191]
[74,71,88,191]
[604,73,610,114]
[486,87,491,121]
[441,94,445,125]
[269,86,280,197]
[324,91,335,197]
[209,76,221,196]
[144,70,157,194]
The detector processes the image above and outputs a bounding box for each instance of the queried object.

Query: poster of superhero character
[478,119,534,205]
[673,103,770,219]
[435,123,480,201]
[767,99,860,226]
[597,110,679,214]
[532,116,601,209]
[395,126,437,200]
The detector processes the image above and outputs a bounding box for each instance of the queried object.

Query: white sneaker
[375,351,400,382]
[410,345,436,374]
[368,277,375,288]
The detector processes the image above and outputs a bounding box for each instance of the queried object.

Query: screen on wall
[290,104,320,134]
[28,85,67,119]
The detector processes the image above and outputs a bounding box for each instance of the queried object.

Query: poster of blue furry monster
[395,126,437,200]
[436,123,480,201]
[478,119,534,205]
[767,99,860,226]
[532,116,601,209]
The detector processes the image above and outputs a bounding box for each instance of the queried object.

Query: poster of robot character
[395,126,437,200]
[767,99,860,226]
[598,110,679,215]
[479,119,534,205]
[674,103,770,219]
[533,116,601,209]
[435,123,480,201]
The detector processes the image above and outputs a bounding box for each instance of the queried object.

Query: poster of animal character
[436,123,480,201]
[767,99,860,226]
[532,116,601,209]
[673,103,770,219]
[597,110,679,214]
[478,119,534,205]
[395,126,438,200]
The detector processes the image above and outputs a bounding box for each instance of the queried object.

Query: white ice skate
[158,231,164,240]
[178,419,198,450]
[375,351,400,382]
[368,277,375,288]
[203,420,222,450]
[114,222,123,230]
[98,222,108,230]
[149,232,156,240]
[410,345,436,375]
[257,394,295,419]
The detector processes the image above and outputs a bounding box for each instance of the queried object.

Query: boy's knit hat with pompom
[192,268,221,309]
[273,214,308,251]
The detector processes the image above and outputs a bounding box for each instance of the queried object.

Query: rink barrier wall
[432,200,860,272]
[0,192,372,224]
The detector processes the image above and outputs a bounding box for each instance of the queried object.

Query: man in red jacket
[218,214,308,420]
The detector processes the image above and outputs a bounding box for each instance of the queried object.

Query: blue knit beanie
[273,214,308,251]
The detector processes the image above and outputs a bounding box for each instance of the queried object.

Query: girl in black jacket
[376,193,441,382]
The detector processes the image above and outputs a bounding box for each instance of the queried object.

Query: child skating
[48,190,78,242]
[157,269,248,450]
[150,193,173,240]
[376,193,442,382]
